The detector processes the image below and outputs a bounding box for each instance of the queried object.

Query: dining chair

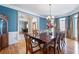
[24,34,42,54]
[54,32,61,53]
[32,30,39,37]
[60,32,66,50]
[40,32,50,53]
[48,32,61,54]
[24,33,29,54]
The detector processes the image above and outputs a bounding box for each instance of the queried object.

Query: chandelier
[46,4,56,29]
[46,4,54,20]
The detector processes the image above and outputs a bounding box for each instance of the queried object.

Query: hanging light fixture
[46,4,54,20]
[46,4,56,29]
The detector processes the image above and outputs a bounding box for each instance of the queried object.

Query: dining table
[25,32,56,54]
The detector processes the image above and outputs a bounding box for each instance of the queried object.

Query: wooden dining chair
[48,32,61,54]
[40,32,50,53]
[24,34,29,54]
[24,34,42,54]
[32,30,39,37]
[60,32,66,50]
[55,32,66,53]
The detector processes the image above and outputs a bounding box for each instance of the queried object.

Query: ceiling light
[46,4,55,20]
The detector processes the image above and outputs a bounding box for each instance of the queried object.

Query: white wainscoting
[8,32,18,45]
[18,33,25,41]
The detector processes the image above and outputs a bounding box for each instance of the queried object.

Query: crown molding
[1,4,45,18]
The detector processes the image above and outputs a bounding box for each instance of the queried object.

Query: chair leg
[26,48,28,54]
[57,46,60,54]
[54,47,55,54]
[48,46,56,54]
[48,46,52,54]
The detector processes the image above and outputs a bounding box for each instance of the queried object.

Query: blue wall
[0,5,18,32]
[39,17,47,31]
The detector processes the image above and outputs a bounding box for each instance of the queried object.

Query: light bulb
[52,16,55,19]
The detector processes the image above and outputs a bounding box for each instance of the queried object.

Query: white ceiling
[3,4,79,18]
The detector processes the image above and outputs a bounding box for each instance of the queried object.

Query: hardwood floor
[62,38,78,54]
[0,38,78,54]
[0,44,19,54]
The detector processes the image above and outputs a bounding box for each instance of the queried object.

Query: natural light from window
[59,18,65,31]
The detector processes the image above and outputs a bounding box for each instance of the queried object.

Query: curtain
[65,17,67,37]
[66,15,74,39]
[77,12,79,41]
[69,15,74,39]
[65,16,70,38]
[54,18,60,32]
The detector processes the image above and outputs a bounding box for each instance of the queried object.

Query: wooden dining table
[25,32,56,54]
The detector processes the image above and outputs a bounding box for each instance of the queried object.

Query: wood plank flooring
[0,44,19,54]
[0,38,78,54]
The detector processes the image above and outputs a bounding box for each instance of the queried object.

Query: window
[59,18,65,31]
[73,14,78,39]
